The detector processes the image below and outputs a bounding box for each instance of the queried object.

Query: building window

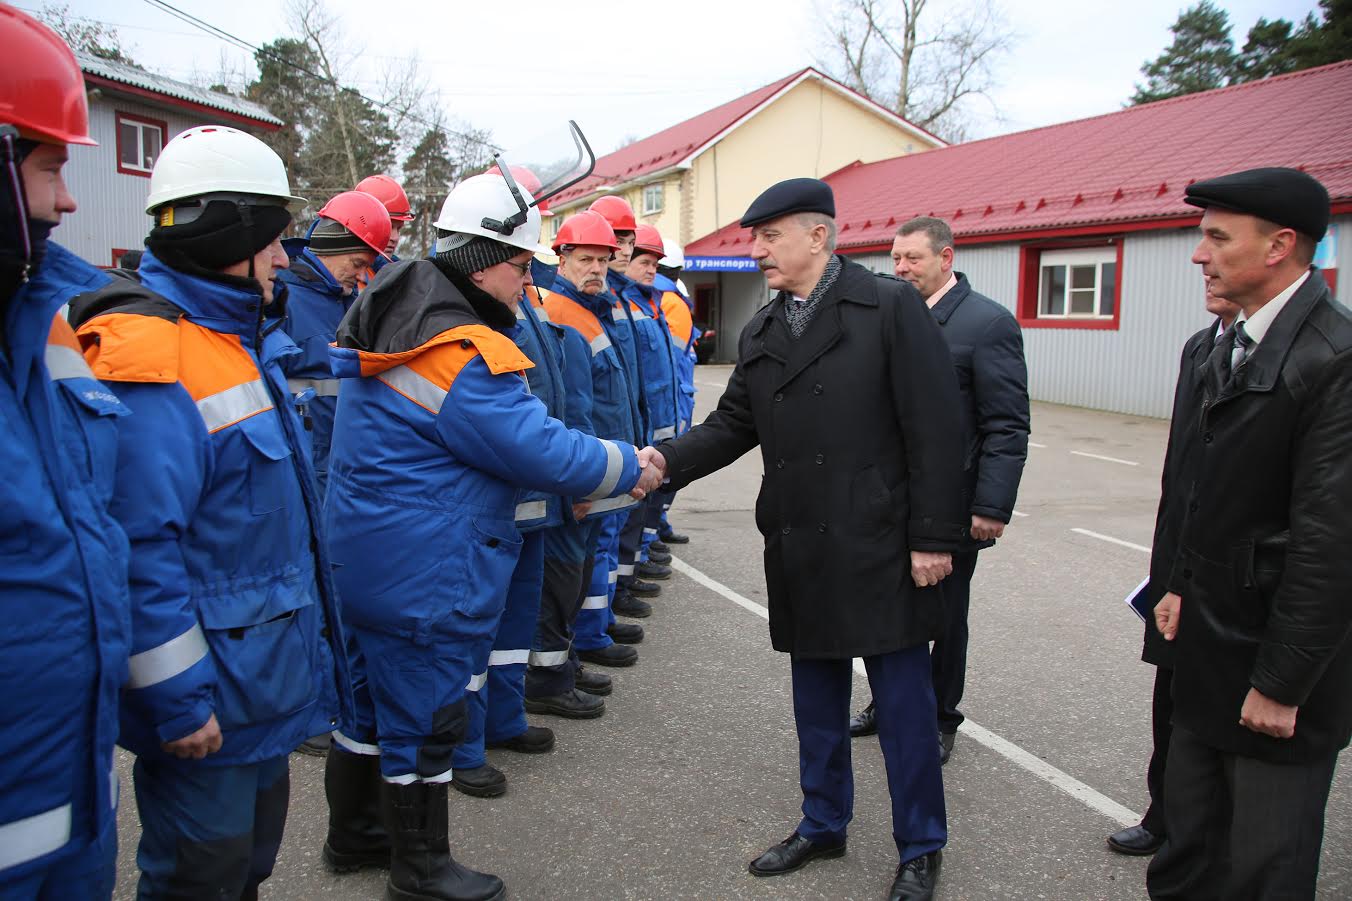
[116,112,167,177]
[1017,240,1123,330]
[642,182,664,215]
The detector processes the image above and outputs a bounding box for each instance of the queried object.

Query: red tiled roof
[552,69,808,208]
[687,60,1352,256]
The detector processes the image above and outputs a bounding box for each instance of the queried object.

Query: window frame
[115,112,168,178]
[641,182,664,216]
[1016,238,1124,331]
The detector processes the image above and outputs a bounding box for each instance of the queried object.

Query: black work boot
[612,590,652,619]
[381,781,505,901]
[323,746,391,873]
[574,666,612,696]
[629,579,662,598]
[607,621,645,643]
[658,529,689,544]
[648,539,670,554]
[646,547,672,564]
[636,560,672,580]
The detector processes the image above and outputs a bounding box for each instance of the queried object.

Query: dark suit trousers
[1140,665,1174,835]
[792,645,946,863]
[930,550,979,734]
[1146,726,1338,900]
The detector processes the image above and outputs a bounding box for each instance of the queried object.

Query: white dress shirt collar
[1236,270,1311,346]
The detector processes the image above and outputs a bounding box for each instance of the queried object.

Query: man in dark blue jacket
[851,217,1030,767]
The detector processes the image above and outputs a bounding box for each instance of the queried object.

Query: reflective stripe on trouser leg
[486,532,545,744]
[574,513,623,651]
[616,506,645,587]
[334,632,380,756]
[639,492,665,558]
[132,755,290,899]
[452,663,491,772]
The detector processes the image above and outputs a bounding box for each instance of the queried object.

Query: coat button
[781,526,791,535]
[774,392,784,402]
[1183,568,1193,580]
[812,384,823,395]
[1203,432,1214,444]
[815,453,825,465]
[777,459,785,469]
[1188,500,1199,513]
[818,522,828,533]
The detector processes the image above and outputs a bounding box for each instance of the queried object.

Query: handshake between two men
[627,446,954,589]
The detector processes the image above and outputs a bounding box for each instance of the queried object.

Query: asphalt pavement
[112,363,1350,900]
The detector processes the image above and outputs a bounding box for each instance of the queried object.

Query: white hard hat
[658,234,684,269]
[433,173,549,256]
[145,125,306,214]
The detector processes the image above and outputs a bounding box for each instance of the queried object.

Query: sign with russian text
[686,256,760,272]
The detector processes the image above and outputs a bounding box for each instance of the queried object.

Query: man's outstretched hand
[631,446,668,498]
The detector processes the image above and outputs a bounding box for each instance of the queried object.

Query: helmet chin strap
[0,125,34,275]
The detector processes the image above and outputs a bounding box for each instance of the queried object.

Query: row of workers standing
[0,7,695,900]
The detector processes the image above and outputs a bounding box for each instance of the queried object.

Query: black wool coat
[930,273,1029,551]
[659,256,968,659]
[1168,271,1352,763]
[1141,320,1219,668]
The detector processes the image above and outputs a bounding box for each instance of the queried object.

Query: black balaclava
[1,132,54,305]
[144,198,291,299]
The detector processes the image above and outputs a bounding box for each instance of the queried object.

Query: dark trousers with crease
[1140,665,1174,835]
[1146,726,1337,901]
[930,550,979,734]
[793,644,946,863]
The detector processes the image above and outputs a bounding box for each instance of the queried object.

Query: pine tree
[1131,1,1236,104]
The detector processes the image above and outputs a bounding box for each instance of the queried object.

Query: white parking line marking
[1070,450,1139,467]
[1028,442,1048,448]
[1071,528,1151,554]
[669,555,1140,828]
[695,380,726,390]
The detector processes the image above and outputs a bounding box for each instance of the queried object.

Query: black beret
[1184,167,1330,241]
[740,177,835,228]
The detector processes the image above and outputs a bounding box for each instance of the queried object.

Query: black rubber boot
[382,781,505,901]
[323,747,391,873]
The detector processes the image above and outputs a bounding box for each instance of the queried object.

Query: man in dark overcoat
[850,216,1030,767]
[637,178,968,901]
[1148,167,1352,900]
[1108,291,1238,857]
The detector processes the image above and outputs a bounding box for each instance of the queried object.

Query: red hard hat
[633,225,664,259]
[317,191,394,257]
[589,195,637,232]
[487,164,552,215]
[0,6,96,146]
[354,174,414,221]
[551,210,618,254]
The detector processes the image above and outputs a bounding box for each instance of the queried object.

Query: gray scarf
[781,254,842,339]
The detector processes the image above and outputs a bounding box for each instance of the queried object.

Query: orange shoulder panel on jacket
[48,314,82,351]
[540,291,604,343]
[174,321,263,402]
[404,324,534,393]
[661,292,694,346]
[77,313,182,384]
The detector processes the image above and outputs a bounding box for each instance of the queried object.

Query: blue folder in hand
[1124,577,1152,623]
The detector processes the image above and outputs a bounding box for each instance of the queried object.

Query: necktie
[1231,320,1254,373]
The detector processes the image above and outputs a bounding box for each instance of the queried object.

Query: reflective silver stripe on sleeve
[584,440,625,500]
[534,306,551,323]
[466,671,487,691]
[333,731,381,756]
[652,425,676,440]
[589,333,612,356]
[0,803,72,870]
[529,648,570,666]
[581,594,609,610]
[127,623,209,689]
[44,344,95,381]
[287,378,340,397]
[487,649,530,667]
[588,495,637,515]
[378,365,448,414]
[515,500,547,522]
[197,379,274,434]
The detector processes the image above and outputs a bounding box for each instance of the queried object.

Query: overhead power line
[137,0,501,152]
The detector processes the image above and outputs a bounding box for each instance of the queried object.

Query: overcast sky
[40,0,1323,157]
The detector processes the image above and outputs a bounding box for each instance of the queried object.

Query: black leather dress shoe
[849,703,877,738]
[451,764,506,798]
[578,643,638,667]
[939,732,955,765]
[647,548,673,565]
[574,666,612,696]
[659,530,689,544]
[889,850,941,900]
[747,831,846,877]
[612,591,652,619]
[607,622,645,644]
[636,560,672,580]
[1106,823,1165,856]
[525,688,605,719]
[487,725,555,754]
[629,579,662,598]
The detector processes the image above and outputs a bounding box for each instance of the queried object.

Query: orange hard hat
[354,174,414,221]
[588,195,636,232]
[0,5,95,146]
[486,164,552,215]
[633,225,664,259]
[316,191,394,257]
[551,210,618,254]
